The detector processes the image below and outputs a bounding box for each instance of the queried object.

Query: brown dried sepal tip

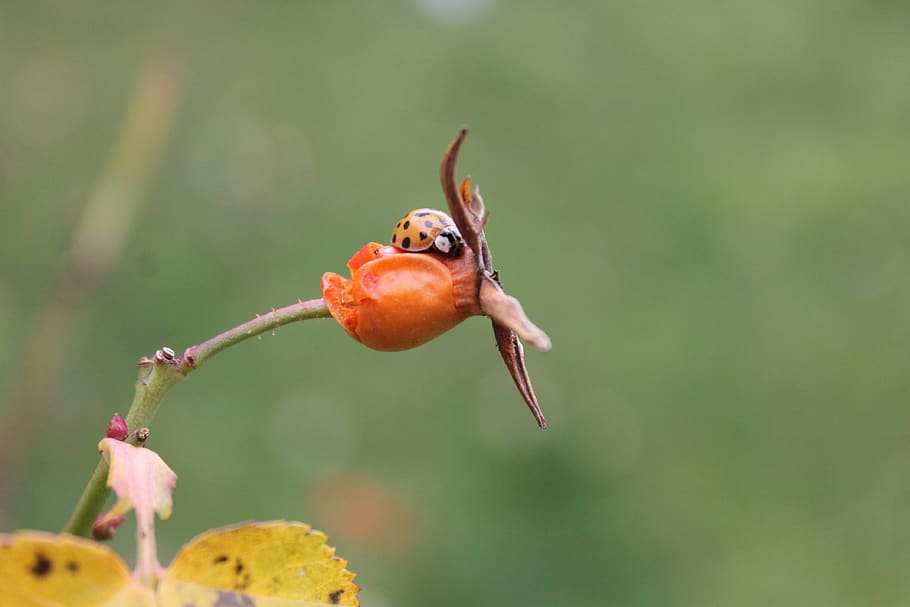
[92,514,126,541]
[440,127,552,428]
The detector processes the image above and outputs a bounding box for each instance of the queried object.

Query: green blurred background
[2,1,909,605]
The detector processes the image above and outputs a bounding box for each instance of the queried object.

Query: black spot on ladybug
[419,231,428,240]
[30,552,52,577]
[402,237,411,249]
[403,220,410,230]
[214,554,229,564]
[391,234,397,243]
[329,589,344,604]
[396,222,401,228]
[424,220,434,228]
[66,561,79,573]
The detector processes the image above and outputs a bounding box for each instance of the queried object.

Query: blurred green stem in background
[0,60,180,527]
[64,298,331,537]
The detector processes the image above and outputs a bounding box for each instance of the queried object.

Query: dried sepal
[479,275,552,351]
[441,128,486,272]
[440,127,552,428]
[492,320,547,428]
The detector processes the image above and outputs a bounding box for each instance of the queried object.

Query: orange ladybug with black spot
[391,208,464,255]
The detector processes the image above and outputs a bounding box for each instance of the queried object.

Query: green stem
[64,298,331,536]
[64,458,111,538]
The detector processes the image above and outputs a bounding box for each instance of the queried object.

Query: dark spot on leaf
[232,571,252,592]
[402,237,411,249]
[214,554,229,564]
[425,220,434,228]
[329,589,344,604]
[30,552,52,577]
[419,231,428,240]
[403,220,410,230]
[66,561,79,573]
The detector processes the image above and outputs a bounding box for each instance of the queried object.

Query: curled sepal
[97,437,177,587]
[441,128,485,271]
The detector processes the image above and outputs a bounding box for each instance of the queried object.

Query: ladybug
[391,208,464,255]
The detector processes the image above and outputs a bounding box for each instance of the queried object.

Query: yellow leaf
[160,521,360,606]
[0,523,358,606]
[0,531,155,607]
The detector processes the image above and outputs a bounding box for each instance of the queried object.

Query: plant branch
[178,298,330,374]
[64,298,331,536]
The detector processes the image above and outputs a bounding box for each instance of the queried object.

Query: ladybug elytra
[391,208,464,255]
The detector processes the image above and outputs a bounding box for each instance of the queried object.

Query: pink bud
[106,413,129,441]
[92,514,126,541]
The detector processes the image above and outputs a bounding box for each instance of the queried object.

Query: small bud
[92,514,126,541]
[134,427,150,444]
[106,413,129,441]
[161,346,175,360]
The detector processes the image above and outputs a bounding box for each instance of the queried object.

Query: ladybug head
[434,226,464,255]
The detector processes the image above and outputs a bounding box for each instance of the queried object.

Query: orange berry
[321,242,482,351]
